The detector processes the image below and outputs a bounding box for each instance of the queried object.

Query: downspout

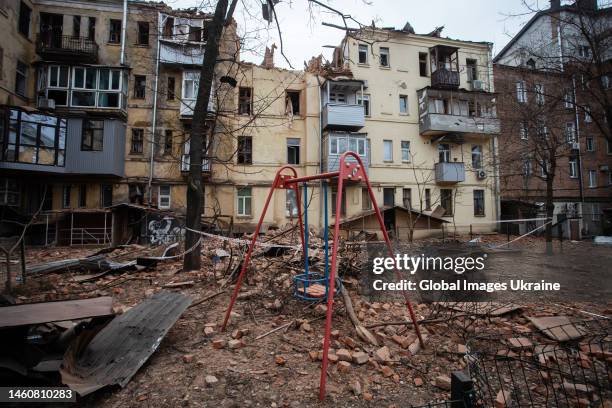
[572,76,585,207]
[317,75,324,231]
[488,43,501,230]
[120,0,128,65]
[147,12,162,205]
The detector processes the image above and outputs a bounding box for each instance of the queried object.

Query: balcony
[160,41,205,66]
[0,107,125,177]
[36,34,98,63]
[322,132,369,173]
[417,88,500,136]
[431,69,460,89]
[322,104,365,131]
[435,162,465,184]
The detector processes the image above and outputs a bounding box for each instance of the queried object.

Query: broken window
[383,188,395,207]
[78,184,87,208]
[471,145,482,169]
[237,136,252,164]
[440,189,453,216]
[134,75,146,99]
[131,128,144,154]
[419,52,428,77]
[81,119,104,151]
[18,2,31,37]
[379,47,389,67]
[357,94,370,116]
[109,19,121,43]
[286,90,300,115]
[88,17,96,40]
[158,185,171,209]
[238,87,252,115]
[466,58,477,82]
[137,22,149,45]
[129,184,144,204]
[163,17,174,38]
[425,188,431,210]
[402,188,412,209]
[167,76,175,100]
[188,25,202,42]
[473,190,484,216]
[15,60,27,97]
[287,138,300,164]
[362,187,371,210]
[358,44,368,64]
[0,179,20,207]
[164,129,172,155]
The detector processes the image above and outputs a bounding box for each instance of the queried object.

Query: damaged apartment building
[0,0,501,246]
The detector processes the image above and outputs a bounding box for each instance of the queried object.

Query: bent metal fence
[466,319,611,407]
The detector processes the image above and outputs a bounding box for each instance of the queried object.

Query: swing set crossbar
[219,151,425,401]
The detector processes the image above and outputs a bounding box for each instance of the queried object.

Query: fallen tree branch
[365,313,470,329]
[189,290,225,309]
[338,282,378,346]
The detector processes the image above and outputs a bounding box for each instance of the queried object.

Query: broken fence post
[451,371,475,408]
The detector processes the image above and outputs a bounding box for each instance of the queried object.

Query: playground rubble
[1,231,611,407]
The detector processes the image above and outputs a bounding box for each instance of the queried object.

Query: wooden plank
[0,297,114,328]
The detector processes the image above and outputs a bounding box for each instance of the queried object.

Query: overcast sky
[166,0,540,69]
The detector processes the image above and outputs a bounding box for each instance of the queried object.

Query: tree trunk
[183,0,231,271]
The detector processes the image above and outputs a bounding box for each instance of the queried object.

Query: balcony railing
[322,103,365,130]
[435,162,465,184]
[431,69,460,89]
[420,113,500,136]
[36,34,98,62]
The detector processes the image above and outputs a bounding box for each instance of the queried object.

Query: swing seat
[294,272,329,301]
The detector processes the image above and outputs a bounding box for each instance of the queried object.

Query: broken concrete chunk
[507,337,533,349]
[336,348,352,362]
[352,351,369,365]
[495,389,511,408]
[212,339,227,349]
[337,361,351,373]
[435,375,451,391]
[228,339,245,350]
[527,316,583,341]
[374,346,391,363]
[205,375,219,385]
[349,379,362,395]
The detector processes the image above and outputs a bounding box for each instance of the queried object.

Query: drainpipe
[120,0,128,65]
[317,75,324,231]
[572,76,585,208]
[147,12,162,205]
[487,43,501,230]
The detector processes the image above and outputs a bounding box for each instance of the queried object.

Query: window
[237,187,252,216]
[361,188,371,210]
[163,17,174,38]
[133,75,146,99]
[523,158,532,177]
[379,47,389,67]
[586,136,594,151]
[16,61,27,97]
[526,58,536,69]
[466,59,477,82]
[188,25,204,42]
[78,184,87,208]
[471,145,483,169]
[358,44,368,64]
[287,138,300,164]
[286,90,300,115]
[535,83,544,105]
[167,76,175,100]
[62,185,71,208]
[440,189,453,216]
[2,108,67,166]
[401,141,410,162]
[383,188,395,207]
[399,95,408,114]
[109,19,121,43]
[137,22,149,45]
[473,190,484,216]
[81,119,104,151]
[564,90,574,109]
[419,52,428,77]
[569,158,578,178]
[286,189,298,217]
[18,2,31,37]
[438,143,450,163]
[158,185,171,209]
[129,184,144,204]
[584,105,592,123]
[238,87,252,115]
[520,121,529,140]
[237,136,252,164]
[0,179,20,207]
[383,140,393,161]
[540,160,550,178]
[537,122,549,140]
[73,16,81,37]
[331,187,346,216]
[88,17,96,40]
[329,92,346,103]
[402,188,412,209]
[588,170,597,188]
[159,130,171,155]
[425,188,431,210]
[357,94,370,116]
[566,122,576,143]
[329,135,366,156]
[578,45,590,59]
[516,81,527,103]
[131,128,144,154]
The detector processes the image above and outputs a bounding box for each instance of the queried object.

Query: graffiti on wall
[148,216,185,245]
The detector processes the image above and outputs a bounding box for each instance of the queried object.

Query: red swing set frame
[221,151,424,400]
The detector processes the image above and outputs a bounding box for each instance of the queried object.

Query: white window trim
[158,185,171,209]
[588,170,597,188]
[358,44,368,64]
[237,187,252,216]
[383,140,393,162]
[401,140,410,162]
[399,94,408,115]
[569,159,578,178]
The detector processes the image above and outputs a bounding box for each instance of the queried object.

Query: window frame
[137,21,150,46]
[438,143,450,163]
[586,136,595,152]
[167,76,176,100]
[62,185,71,209]
[516,81,527,103]
[133,75,146,99]
[81,119,104,151]
[131,128,144,154]
[440,188,453,216]
[357,93,370,116]
[401,140,410,162]
[237,187,252,216]
[358,44,368,64]
[569,158,578,178]
[109,19,122,44]
[158,185,171,209]
[471,145,483,169]
[419,52,428,77]
[402,188,412,209]
[18,1,31,38]
[588,170,597,188]
[16,60,27,98]
[473,189,485,216]
[237,135,253,164]
[379,47,390,67]
[78,184,87,208]
[361,187,372,210]
[286,90,300,115]
[383,139,393,162]
[399,94,408,115]
[535,83,545,105]
[287,137,300,165]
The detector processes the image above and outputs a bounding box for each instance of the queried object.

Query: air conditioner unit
[476,169,487,179]
[571,142,580,150]
[38,98,55,110]
[472,80,485,91]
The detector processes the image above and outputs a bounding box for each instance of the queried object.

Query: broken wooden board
[0,297,114,328]
[527,316,583,341]
[61,291,191,396]
[436,302,522,316]
[296,283,327,298]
